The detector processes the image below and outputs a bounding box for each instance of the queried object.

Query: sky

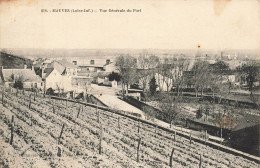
[0,0,260,51]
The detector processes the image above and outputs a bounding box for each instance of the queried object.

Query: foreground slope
[0,87,258,168]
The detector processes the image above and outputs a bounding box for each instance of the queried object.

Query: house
[112,80,118,88]
[80,64,104,72]
[137,64,182,92]
[71,76,92,94]
[155,73,173,92]
[230,115,260,156]
[42,59,92,94]
[1,65,43,90]
[182,62,236,89]
[137,71,173,92]
[103,62,118,72]
[92,72,110,85]
[73,58,118,73]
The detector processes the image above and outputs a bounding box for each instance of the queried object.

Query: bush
[46,88,55,95]
[13,80,23,89]
[108,72,121,82]
[196,106,203,119]
[149,77,157,95]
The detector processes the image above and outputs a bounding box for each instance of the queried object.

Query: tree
[108,72,121,82]
[172,58,190,96]
[158,57,174,93]
[137,55,159,92]
[156,62,163,92]
[240,62,260,95]
[115,55,137,97]
[196,106,203,119]
[34,67,43,77]
[215,102,237,130]
[56,83,61,97]
[204,102,210,121]
[13,75,24,89]
[208,73,219,98]
[149,77,157,95]
[213,61,230,71]
[191,60,210,97]
[158,94,180,124]
[161,64,173,93]
[46,88,55,95]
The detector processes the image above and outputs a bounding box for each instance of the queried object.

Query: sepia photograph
[0,0,260,167]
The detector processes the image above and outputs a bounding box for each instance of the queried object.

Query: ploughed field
[0,88,258,168]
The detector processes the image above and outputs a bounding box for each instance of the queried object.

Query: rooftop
[2,68,42,83]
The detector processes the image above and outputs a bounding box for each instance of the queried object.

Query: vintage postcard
[0,0,259,167]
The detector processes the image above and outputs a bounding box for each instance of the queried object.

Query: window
[72,61,77,65]
[90,60,95,65]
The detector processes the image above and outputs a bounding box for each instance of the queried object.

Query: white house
[1,65,43,90]
[138,64,182,92]
[222,74,236,84]
[112,80,118,88]
[42,59,80,92]
[155,73,173,92]
[104,62,118,73]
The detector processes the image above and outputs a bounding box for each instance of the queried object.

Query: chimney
[31,65,34,71]
[24,64,27,69]
[106,59,110,65]
[41,67,45,78]
[72,61,77,65]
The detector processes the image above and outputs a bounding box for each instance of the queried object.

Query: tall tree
[172,58,190,96]
[240,62,260,95]
[115,55,137,97]
[160,57,174,93]
[149,77,157,95]
[137,55,159,92]
[108,72,121,82]
[191,60,210,97]
[13,75,24,90]
[158,94,180,124]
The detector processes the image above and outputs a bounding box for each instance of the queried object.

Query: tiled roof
[42,68,54,79]
[56,59,77,68]
[72,77,92,85]
[43,59,78,79]
[2,68,42,83]
[53,62,66,74]
[233,115,260,131]
[80,64,104,68]
[42,61,65,79]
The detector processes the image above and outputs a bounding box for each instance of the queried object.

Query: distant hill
[0,52,33,69]
[1,48,259,60]
[0,52,33,84]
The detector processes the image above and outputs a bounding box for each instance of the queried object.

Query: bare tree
[138,55,159,92]
[159,57,174,93]
[215,102,237,130]
[56,83,61,97]
[172,58,190,96]
[239,62,260,100]
[158,93,180,124]
[13,75,24,90]
[115,55,137,97]
[191,60,210,97]
[156,62,163,92]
